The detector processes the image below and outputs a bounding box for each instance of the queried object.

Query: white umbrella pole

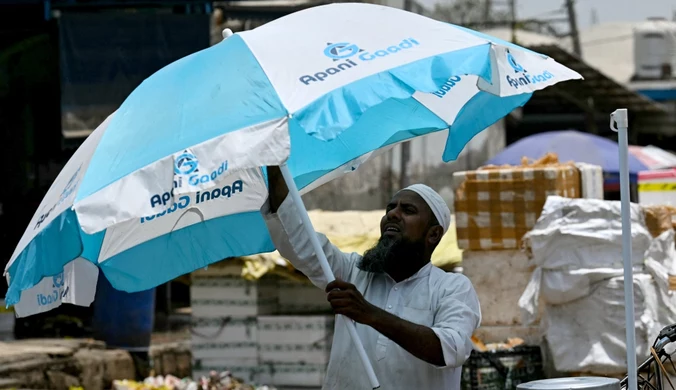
[279,163,381,389]
[611,108,638,390]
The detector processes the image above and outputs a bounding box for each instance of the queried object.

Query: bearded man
[263,166,481,390]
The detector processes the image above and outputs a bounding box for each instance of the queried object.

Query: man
[263,166,481,389]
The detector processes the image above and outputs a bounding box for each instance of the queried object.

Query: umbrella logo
[34,165,82,230]
[507,51,525,73]
[60,166,81,200]
[175,152,199,175]
[324,42,361,60]
[52,273,64,288]
[504,49,553,89]
[300,38,420,86]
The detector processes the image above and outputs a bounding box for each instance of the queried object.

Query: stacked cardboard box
[454,164,581,251]
[454,156,602,362]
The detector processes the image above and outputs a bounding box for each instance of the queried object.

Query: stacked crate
[277,279,332,315]
[257,315,334,388]
[190,263,278,383]
[190,263,336,387]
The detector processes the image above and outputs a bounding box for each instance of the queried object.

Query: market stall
[638,168,676,207]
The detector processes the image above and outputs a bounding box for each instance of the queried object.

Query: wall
[301,120,507,211]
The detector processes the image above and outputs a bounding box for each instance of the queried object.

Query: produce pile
[113,371,277,390]
[471,336,525,352]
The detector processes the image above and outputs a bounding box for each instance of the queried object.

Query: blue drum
[92,274,156,351]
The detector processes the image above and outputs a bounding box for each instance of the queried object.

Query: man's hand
[326,280,446,367]
[325,279,380,325]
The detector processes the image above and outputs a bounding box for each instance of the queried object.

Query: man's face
[358,191,440,273]
[380,190,435,244]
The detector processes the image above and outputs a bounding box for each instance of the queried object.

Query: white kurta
[263,196,482,390]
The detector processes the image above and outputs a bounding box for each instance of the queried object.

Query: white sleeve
[261,195,360,289]
[430,274,482,368]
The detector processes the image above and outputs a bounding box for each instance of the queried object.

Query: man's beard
[357,236,425,274]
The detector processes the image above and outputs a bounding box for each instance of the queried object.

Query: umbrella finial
[222,28,234,40]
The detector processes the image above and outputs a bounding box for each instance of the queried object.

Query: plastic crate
[461,346,544,390]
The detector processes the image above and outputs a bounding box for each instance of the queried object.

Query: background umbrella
[5,4,583,388]
[484,130,676,193]
[628,145,676,171]
[484,130,647,179]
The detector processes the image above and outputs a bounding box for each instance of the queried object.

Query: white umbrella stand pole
[611,108,638,390]
[279,163,381,389]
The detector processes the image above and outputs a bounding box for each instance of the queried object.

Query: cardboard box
[575,163,604,200]
[454,165,580,250]
[642,204,675,238]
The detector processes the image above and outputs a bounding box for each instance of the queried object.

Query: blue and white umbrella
[5,3,581,318]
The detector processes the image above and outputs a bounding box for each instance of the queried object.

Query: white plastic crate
[257,316,334,365]
[190,275,278,318]
[268,363,327,387]
[277,280,331,314]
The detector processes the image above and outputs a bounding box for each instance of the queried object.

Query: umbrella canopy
[5,3,582,317]
[485,130,647,175]
[628,145,676,171]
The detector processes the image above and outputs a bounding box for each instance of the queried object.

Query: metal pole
[509,0,516,43]
[565,0,582,56]
[611,108,638,390]
[399,0,413,190]
[399,142,410,189]
[483,0,492,27]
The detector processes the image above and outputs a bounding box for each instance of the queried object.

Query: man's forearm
[365,307,445,366]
